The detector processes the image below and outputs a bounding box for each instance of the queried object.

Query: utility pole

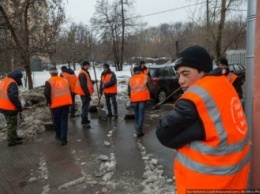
[246,0,260,189]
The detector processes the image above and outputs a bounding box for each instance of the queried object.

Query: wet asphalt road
[0,99,176,193]
[64,99,176,193]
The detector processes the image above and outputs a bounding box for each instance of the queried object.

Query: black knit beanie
[82,60,90,67]
[174,45,213,73]
[103,63,109,68]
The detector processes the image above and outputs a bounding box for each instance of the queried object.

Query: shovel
[152,87,182,110]
[44,106,55,131]
[91,62,107,119]
[96,94,108,120]
[89,61,104,112]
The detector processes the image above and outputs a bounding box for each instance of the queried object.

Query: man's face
[217,63,228,69]
[176,66,205,92]
[103,67,108,73]
[84,65,90,70]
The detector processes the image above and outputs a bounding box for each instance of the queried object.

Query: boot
[107,112,112,117]
[113,109,118,118]
[81,117,89,124]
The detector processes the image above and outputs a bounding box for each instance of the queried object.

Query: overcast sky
[64,0,204,27]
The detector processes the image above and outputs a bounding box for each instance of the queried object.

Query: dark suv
[148,64,182,102]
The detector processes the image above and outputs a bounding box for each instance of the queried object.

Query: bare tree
[55,23,95,69]
[0,0,65,89]
[203,0,246,59]
[91,0,136,70]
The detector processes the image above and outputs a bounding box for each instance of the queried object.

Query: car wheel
[157,89,167,102]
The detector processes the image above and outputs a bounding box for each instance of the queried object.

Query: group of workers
[0,45,249,192]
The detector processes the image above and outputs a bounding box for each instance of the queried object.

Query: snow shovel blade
[89,103,104,113]
[124,111,135,120]
[44,121,55,131]
[97,106,107,120]
[44,107,55,130]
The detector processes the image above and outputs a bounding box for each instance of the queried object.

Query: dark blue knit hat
[61,66,67,72]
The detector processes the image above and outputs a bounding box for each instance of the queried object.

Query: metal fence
[226,50,246,66]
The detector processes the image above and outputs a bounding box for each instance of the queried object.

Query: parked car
[228,63,246,83]
[147,64,182,102]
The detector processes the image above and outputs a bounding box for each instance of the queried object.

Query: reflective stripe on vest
[177,151,249,175]
[176,85,249,175]
[227,72,237,84]
[0,78,17,110]
[101,73,117,94]
[48,77,72,108]
[74,70,94,95]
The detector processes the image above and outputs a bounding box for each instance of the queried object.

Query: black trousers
[80,95,90,124]
[52,105,69,142]
[105,94,118,115]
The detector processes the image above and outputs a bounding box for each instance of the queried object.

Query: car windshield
[229,65,234,72]
[149,68,159,78]
[229,63,245,72]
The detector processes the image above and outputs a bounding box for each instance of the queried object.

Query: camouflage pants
[4,115,18,144]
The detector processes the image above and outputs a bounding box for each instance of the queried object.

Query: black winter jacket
[225,69,243,99]
[0,71,23,116]
[156,68,235,149]
[78,68,93,99]
[44,78,52,106]
[99,69,117,95]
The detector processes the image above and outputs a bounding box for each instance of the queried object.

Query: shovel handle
[152,87,182,110]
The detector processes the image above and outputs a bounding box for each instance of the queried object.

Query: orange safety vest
[61,72,77,93]
[47,77,72,108]
[129,74,150,102]
[101,73,117,94]
[174,76,249,193]
[0,77,17,110]
[74,70,94,96]
[226,72,238,84]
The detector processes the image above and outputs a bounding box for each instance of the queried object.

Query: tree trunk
[215,0,227,59]
[120,0,125,71]
[0,3,33,89]
[24,64,33,89]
